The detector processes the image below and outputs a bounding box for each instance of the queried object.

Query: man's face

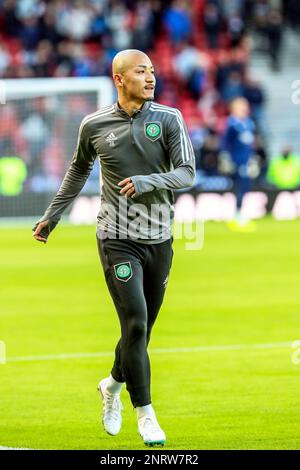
[119,55,156,102]
[232,99,249,119]
[239,101,250,118]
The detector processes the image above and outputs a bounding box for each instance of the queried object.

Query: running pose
[33,49,195,446]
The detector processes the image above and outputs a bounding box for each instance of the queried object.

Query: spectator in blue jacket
[222,97,256,229]
[163,0,192,44]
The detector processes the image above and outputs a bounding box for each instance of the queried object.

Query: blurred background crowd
[1,0,300,197]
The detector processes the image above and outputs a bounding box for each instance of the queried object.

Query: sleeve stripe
[172,108,195,163]
[149,104,193,163]
[150,105,187,162]
[73,106,115,161]
[173,109,191,164]
[78,105,115,139]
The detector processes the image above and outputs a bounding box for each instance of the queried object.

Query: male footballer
[33,49,195,446]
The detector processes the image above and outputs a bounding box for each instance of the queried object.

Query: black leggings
[97,234,173,407]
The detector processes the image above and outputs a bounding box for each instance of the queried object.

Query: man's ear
[114,73,123,87]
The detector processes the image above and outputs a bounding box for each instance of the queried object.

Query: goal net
[0,77,114,221]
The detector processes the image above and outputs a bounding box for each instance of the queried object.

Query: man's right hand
[32,220,50,244]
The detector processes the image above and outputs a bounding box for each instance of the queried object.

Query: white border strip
[0,446,32,450]
[5,342,292,364]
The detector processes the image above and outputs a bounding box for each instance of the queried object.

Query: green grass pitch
[1,218,300,450]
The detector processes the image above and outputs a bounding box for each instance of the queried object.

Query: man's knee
[127,317,147,343]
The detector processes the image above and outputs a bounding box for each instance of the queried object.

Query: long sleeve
[37,119,97,225]
[130,111,195,195]
[221,123,236,154]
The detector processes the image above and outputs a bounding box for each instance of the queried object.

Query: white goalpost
[3,77,113,107]
[0,76,114,221]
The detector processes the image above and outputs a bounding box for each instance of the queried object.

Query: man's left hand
[118,177,137,198]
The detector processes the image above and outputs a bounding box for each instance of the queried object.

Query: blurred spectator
[1,0,21,37]
[89,0,108,39]
[16,0,44,21]
[215,48,246,94]
[150,0,166,38]
[222,0,246,18]
[215,50,233,92]
[0,105,27,158]
[54,40,75,76]
[267,146,300,189]
[267,9,283,71]
[42,136,65,181]
[253,0,271,30]
[31,40,56,77]
[284,0,300,29]
[40,4,60,45]
[198,129,220,176]
[221,70,245,102]
[252,0,271,52]
[0,44,11,75]
[194,123,232,191]
[243,78,266,135]
[222,97,255,224]
[0,156,27,196]
[163,0,192,44]
[243,0,255,27]
[55,0,93,41]
[106,0,132,50]
[94,48,113,76]
[20,111,49,176]
[227,12,245,47]
[251,0,284,74]
[253,133,268,183]
[173,42,207,99]
[229,47,247,75]
[131,1,156,51]
[72,43,95,77]
[15,65,35,78]
[19,14,42,50]
[203,2,221,49]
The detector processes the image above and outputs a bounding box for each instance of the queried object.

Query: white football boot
[138,414,166,446]
[98,377,123,436]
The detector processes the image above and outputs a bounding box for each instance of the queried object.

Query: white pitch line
[4,341,292,364]
[0,446,32,450]
[7,351,113,363]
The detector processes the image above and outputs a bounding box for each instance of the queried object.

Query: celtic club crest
[114,262,133,282]
[144,122,162,141]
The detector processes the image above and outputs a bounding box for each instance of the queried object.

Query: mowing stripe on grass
[4,341,292,364]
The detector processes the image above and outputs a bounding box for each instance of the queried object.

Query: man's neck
[117,98,145,117]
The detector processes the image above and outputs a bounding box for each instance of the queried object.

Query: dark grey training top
[39,100,195,243]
